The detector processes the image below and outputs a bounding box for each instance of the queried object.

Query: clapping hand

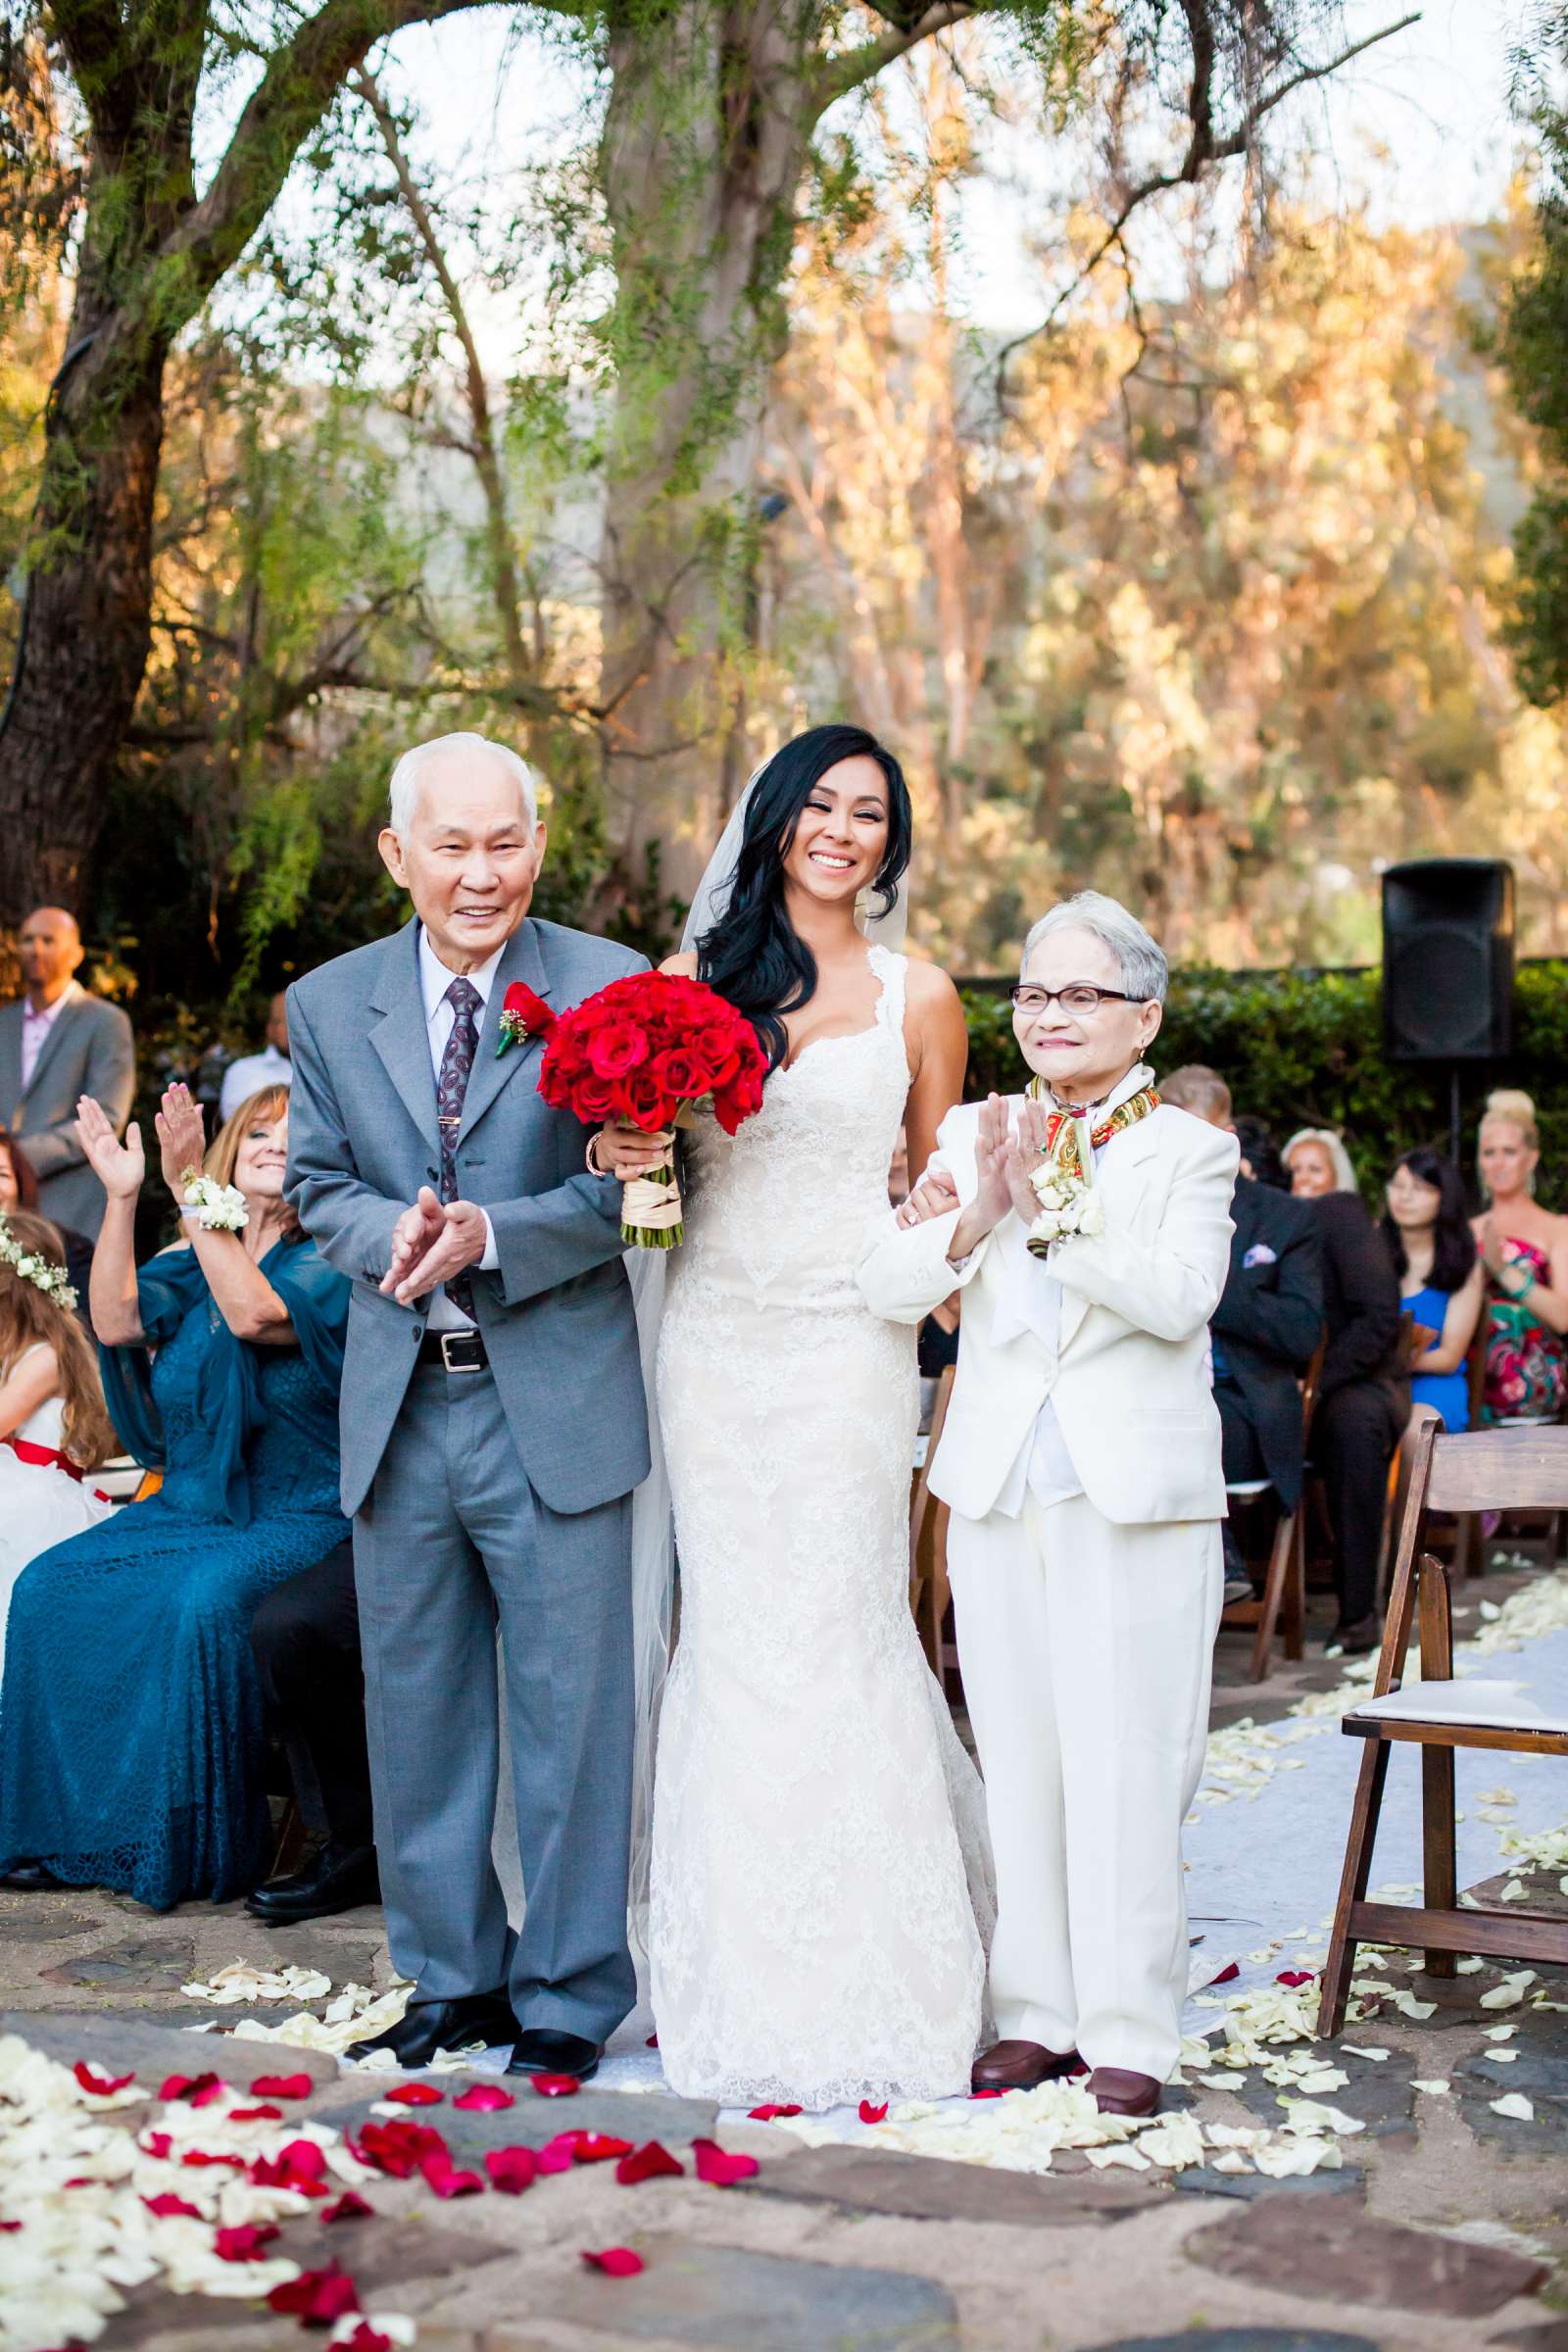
[154,1083,207,1199]
[75,1095,145,1200]
[380,1186,489,1305]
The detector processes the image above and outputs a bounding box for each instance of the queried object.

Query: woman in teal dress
[0,1081,349,1910]
[1380,1149,1483,1430]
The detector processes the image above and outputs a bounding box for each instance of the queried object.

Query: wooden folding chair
[909,1363,956,1683]
[1318,1419,1568,2035]
[1450,1329,1492,1581]
[1219,1340,1326,1682]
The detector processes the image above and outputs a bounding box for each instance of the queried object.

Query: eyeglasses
[1008,983,1137,1016]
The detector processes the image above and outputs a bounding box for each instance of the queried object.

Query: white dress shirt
[19,983,77,1090]
[416,927,503,1330]
[220,1042,293,1122]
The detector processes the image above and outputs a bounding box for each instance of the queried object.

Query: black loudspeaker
[1381,858,1514,1063]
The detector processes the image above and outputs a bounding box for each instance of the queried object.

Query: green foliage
[960,961,1568,1209]
[1500,6,1568,704]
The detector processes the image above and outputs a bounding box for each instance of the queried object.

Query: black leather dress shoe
[507,2027,603,2082]
[246,1842,379,1925]
[351,1990,517,2068]
[1,1860,64,1891]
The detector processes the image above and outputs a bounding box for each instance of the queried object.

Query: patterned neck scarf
[1024,1063,1161,1183]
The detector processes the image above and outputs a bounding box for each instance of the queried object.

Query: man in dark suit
[0,907,135,1241]
[1306,1186,1409,1649]
[1160,1068,1324,1605]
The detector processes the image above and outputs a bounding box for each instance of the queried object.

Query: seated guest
[1306,1178,1409,1652]
[1282,1127,1359,1201]
[1471,1088,1568,1424]
[0,1210,116,1657]
[220,992,293,1123]
[0,1083,349,1909]
[1161,1069,1323,1606]
[1382,1149,1483,1431]
[0,906,135,1241]
[246,1540,377,1924]
[0,1126,94,1331]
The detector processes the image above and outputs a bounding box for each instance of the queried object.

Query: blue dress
[1406,1280,1470,1432]
[0,1237,349,1909]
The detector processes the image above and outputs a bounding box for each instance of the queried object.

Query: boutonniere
[496,981,557,1057]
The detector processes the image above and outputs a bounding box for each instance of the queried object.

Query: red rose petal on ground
[250,2073,314,2098]
[970,2088,1004,2100]
[74,2062,134,2095]
[452,2082,514,2111]
[615,2140,684,2185]
[266,2264,361,2324]
[1212,1962,1241,1984]
[141,2131,172,2159]
[570,2132,635,2163]
[228,2104,283,2123]
[215,2222,280,2262]
[645,2034,658,2048]
[0,2220,19,2231]
[484,2146,537,2194]
[858,2101,888,2125]
[529,2072,580,2097]
[348,2119,448,2179]
[142,2192,203,2219]
[158,2072,221,2103]
[321,2190,374,2223]
[535,2133,576,2174]
[384,2082,444,2106]
[692,2137,759,2186]
[179,2150,246,2170]
[333,2326,396,2352]
[191,2081,229,2109]
[1275,1969,1315,1986]
[748,2104,802,2121]
[581,2247,645,2277]
[249,2138,330,2194]
[420,2152,484,2198]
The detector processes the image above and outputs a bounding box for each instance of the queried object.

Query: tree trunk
[597,2,821,913]
[0,320,168,925]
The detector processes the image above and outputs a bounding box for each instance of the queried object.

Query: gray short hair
[387,732,539,836]
[1020,891,1168,1004]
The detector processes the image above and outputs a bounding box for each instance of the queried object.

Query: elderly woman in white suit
[858,891,1237,2121]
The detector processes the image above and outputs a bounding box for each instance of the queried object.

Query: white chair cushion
[1346,1677,1568,1735]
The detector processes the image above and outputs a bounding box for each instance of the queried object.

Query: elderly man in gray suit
[1,906,135,1240]
[285,732,650,2080]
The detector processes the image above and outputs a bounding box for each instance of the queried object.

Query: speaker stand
[1448,1065,1461,1166]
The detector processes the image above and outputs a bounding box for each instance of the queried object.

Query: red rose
[614,1069,674,1130]
[651,1047,709,1100]
[503,981,555,1037]
[587,1021,650,1080]
[573,1073,619,1123]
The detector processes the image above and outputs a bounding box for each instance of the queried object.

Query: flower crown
[0,1209,78,1312]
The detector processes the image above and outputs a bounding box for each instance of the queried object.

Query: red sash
[7,1434,83,1481]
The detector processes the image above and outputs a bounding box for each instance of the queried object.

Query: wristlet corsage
[179,1170,248,1232]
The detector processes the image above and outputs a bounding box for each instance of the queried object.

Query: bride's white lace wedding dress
[648,945,991,2110]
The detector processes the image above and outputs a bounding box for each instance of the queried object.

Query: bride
[598,722,991,2110]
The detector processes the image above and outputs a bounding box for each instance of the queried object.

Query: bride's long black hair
[695,723,913,1073]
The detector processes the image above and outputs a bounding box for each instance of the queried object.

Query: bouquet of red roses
[537,971,766,1246]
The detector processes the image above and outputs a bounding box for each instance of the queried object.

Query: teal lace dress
[0,1237,349,1909]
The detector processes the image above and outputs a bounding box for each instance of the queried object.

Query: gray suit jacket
[0,983,136,1241]
[285,914,653,1519]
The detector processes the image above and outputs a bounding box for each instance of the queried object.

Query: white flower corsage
[180,1169,249,1232]
[1025,1166,1106,1257]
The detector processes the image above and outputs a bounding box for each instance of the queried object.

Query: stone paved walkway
[3,1559,1566,2352]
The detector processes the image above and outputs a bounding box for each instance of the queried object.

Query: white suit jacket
[858,1097,1239,1526]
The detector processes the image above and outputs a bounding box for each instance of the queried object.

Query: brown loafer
[970,2038,1081,2093]
[1089,2067,1161,2117]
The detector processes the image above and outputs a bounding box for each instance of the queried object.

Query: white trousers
[948,1492,1221,2082]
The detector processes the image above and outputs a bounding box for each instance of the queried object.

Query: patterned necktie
[437,976,482,1318]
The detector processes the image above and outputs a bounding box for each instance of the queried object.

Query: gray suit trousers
[354,1358,636,2042]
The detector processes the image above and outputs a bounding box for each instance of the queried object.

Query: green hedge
[959,961,1568,1211]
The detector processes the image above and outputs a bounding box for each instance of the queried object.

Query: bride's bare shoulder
[660,951,700,977]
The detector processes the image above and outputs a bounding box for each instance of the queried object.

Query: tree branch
[993,8,1421,405]
[811,1,979,118]
[156,0,517,314]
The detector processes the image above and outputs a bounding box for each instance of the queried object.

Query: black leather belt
[417,1328,489,1373]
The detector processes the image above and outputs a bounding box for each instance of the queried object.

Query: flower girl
[0,1210,117,1656]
